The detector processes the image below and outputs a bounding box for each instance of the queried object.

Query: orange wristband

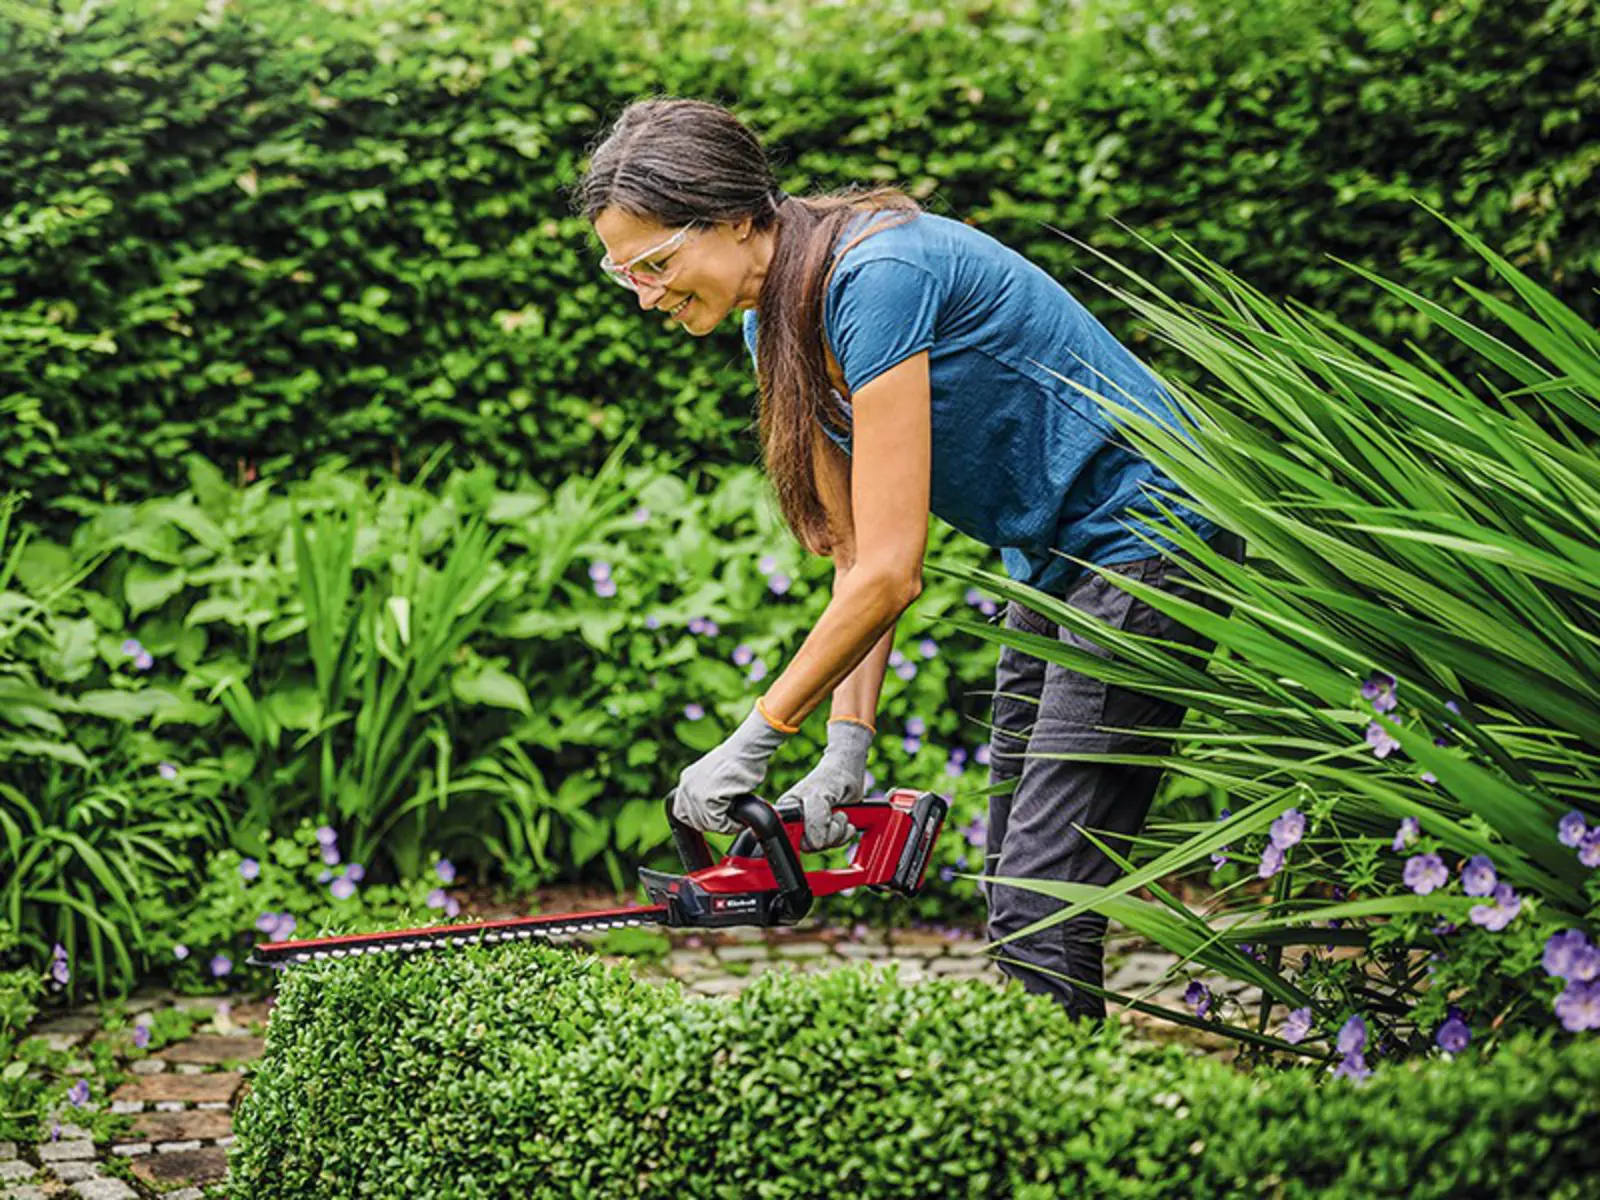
[755,696,800,735]
[830,714,877,735]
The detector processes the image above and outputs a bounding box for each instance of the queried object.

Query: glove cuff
[736,702,792,758]
[823,717,874,768]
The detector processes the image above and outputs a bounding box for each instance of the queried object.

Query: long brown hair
[572,96,921,554]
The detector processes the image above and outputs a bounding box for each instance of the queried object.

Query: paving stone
[714,944,768,963]
[155,1141,202,1154]
[771,940,831,959]
[929,956,998,977]
[153,1102,185,1113]
[68,1179,138,1199]
[109,1145,150,1158]
[0,1186,48,1199]
[55,1125,89,1141]
[111,1073,243,1105]
[123,1113,231,1144]
[48,1161,101,1182]
[32,1014,99,1036]
[122,989,173,1015]
[1107,953,1173,993]
[832,941,888,960]
[37,1140,96,1163]
[129,1145,229,1188]
[130,1059,168,1076]
[0,1160,35,1182]
[215,1136,234,1149]
[0,1141,13,1159]
[688,977,747,996]
[195,1102,229,1112]
[173,1064,206,1076]
[165,1190,205,1200]
[170,998,220,1015]
[108,1102,144,1115]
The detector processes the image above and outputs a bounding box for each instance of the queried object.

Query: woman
[575,97,1238,1021]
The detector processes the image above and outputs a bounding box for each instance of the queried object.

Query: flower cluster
[757,553,792,596]
[963,587,999,618]
[49,943,69,988]
[1332,1015,1371,1082]
[1258,807,1305,879]
[588,560,617,598]
[1396,822,1520,929]
[121,636,154,671]
[1184,979,1211,1018]
[428,858,461,917]
[1544,929,1600,1032]
[1558,810,1600,868]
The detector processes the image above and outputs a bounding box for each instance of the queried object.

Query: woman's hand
[778,719,873,851]
[671,705,790,835]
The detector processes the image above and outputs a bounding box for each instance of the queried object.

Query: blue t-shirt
[742,210,1215,596]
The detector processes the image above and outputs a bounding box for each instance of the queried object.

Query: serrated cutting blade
[247,903,671,969]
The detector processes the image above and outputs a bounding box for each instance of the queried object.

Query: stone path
[5,922,1227,1198]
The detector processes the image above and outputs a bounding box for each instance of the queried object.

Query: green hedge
[2,0,1595,516]
[231,940,1600,1199]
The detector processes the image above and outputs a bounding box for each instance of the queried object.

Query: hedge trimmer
[248,789,947,969]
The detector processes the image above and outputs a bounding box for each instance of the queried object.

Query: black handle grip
[663,790,812,923]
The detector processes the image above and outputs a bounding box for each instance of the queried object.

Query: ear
[733,215,754,243]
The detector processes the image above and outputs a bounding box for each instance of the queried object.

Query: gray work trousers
[984,532,1242,1020]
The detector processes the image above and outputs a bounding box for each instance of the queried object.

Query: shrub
[231,940,1600,1198]
[2,0,1594,514]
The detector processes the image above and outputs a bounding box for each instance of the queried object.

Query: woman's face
[593,207,772,336]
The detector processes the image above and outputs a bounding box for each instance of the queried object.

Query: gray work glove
[672,705,790,836]
[778,719,874,852]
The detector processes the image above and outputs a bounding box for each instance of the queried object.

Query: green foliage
[2,0,1595,514]
[2,446,1001,996]
[230,939,1600,1198]
[935,219,1600,1051]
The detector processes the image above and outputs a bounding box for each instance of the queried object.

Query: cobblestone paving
[8,922,1233,1198]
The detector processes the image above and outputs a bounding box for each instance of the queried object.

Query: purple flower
[939,866,957,883]
[1555,981,1600,1032]
[134,650,153,670]
[67,1080,90,1107]
[1210,848,1230,870]
[1460,854,1496,897]
[427,889,448,910]
[594,577,617,598]
[210,954,232,978]
[645,615,660,630]
[320,844,340,866]
[239,857,260,881]
[436,859,456,884]
[1269,808,1305,850]
[255,912,280,934]
[1392,817,1420,852]
[1558,810,1588,847]
[919,638,939,659]
[894,661,918,681]
[684,703,705,721]
[945,758,964,777]
[1420,770,1437,785]
[632,506,651,524]
[974,745,991,766]
[1581,829,1600,869]
[1361,671,1397,713]
[862,771,876,793]
[732,644,754,666]
[1281,1007,1312,1044]
[1184,980,1211,1018]
[317,869,333,884]
[1544,930,1599,982]
[316,825,338,847]
[1469,882,1521,931]
[330,877,356,900]
[960,817,987,848]
[133,1024,150,1050]
[889,650,905,668]
[157,762,178,780]
[1258,842,1285,879]
[979,600,998,617]
[769,574,792,596]
[964,588,984,607]
[446,899,461,918]
[276,915,296,938]
[1436,1015,1471,1052]
[902,736,922,755]
[747,660,769,682]
[948,747,968,766]
[688,616,708,635]
[905,716,927,737]
[121,638,143,657]
[1333,1052,1371,1083]
[757,554,778,576]
[50,943,69,986]
[588,561,611,582]
[347,864,365,883]
[173,944,189,960]
[703,620,720,637]
[1365,722,1400,759]
[1336,1015,1367,1056]
[1403,853,1448,895]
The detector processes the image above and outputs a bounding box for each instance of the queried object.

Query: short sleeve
[824,258,942,395]
[742,308,760,372]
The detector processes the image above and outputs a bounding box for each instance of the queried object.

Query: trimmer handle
[664,791,812,922]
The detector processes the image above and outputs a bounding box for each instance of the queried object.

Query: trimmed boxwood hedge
[231,941,1600,1198]
[3,0,1596,517]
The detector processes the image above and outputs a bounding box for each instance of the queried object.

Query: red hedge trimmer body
[249,789,947,969]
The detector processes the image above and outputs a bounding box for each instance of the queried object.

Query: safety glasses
[599,223,703,292]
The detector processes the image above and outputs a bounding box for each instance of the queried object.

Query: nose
[635,280,668,311]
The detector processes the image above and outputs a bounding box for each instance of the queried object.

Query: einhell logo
[712,896,760,913]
